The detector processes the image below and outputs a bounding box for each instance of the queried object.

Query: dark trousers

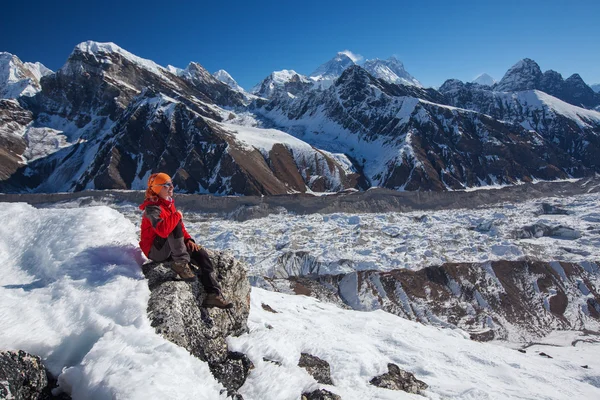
[149,222,221,294]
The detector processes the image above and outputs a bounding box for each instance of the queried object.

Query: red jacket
[139,196,192,257]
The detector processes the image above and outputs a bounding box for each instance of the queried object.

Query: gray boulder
[301,389,342,400]
[370,363,428,394]
[298,353,333,385]
[141,249,252,396]
[0,350,69,400]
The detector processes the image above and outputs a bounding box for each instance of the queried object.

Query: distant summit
[495,58,542,92]
[310,52,356,81]
[362,57,421,87]
[492,58,600,108]
[0,52,52,99]
[591,83,600,93]
[213,69,245,92]
[472,73,495,86]
[251,69,313,98]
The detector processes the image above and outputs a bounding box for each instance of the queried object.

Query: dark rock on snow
[298,353,334,385]
[301,388,342,400]
[0,350,69,400]
[370,363,428,394]
[141,249,252,396]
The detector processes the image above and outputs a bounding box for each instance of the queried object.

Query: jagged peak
[495,58,543,92]
[69,40,168,76]
[439,79,466,92]
[565,73,585,84]
[214,69,234,81]
[213,69,245,92]
[543,69,563,78]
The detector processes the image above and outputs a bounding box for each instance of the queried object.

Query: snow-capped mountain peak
[68,40,169,77]
[310,52,357,80]
[251,69,312,98]
[495,58,543,92]
[166,65,184,76]
[362,56,422,87]
[0,52,52,99]
[472,73,496,86]
[213,69,245,92]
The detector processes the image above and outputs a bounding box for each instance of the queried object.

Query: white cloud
[339,50,363,63]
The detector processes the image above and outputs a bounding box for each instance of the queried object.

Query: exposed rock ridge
[259,259,600,342]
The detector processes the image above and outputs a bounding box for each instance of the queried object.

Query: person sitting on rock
[139,172,233,309]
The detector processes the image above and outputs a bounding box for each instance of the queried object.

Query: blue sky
[1,0,599,89]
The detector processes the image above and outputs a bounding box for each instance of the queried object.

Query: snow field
[0,203,225,399]
[1,198,600,399]
[231,288,600,400]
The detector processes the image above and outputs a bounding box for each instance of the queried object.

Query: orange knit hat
[145,172,172,198]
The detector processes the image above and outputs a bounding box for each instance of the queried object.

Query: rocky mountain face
[439,80,600,175]
[1,43,600,194]
[0,99,31,180]
[1,42,362,195]
[259,259,600,342]
[257,65,597,190]
[493,59,600,109]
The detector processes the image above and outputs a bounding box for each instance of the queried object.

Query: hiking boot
[202,293,233,309]
[171,261,197,282]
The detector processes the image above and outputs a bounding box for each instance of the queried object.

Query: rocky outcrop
[0,350,68,400]
[260,260,600,342]
[0,99,30,181]
[141,250,252,396]
[298,353,333,385]
[370,363,428,394]
[301,389,341,400]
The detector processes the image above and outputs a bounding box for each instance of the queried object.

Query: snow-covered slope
[362,57,422,87]
[1,202,599,399]
[0,52,52,99]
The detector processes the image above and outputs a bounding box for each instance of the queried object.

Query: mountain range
[1,42,600,195]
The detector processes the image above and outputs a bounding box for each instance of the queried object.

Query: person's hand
[177,210,183,220]
[186,240,200,252]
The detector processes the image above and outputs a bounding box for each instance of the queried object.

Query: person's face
[155,181,174,199]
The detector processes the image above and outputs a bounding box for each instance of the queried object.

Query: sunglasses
[156,182,173,188]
